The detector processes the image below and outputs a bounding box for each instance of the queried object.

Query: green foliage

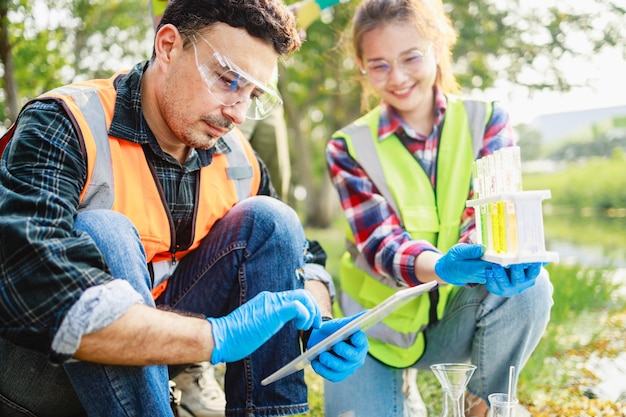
[1,0,152,128]
[523,156,626,212]
[547,128,626,161]
[67,0,153,80]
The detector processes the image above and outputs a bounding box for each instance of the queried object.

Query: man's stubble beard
[184,114,234,150]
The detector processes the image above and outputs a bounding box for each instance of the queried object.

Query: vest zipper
[144,147,179,260]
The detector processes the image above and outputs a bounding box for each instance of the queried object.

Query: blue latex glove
[434,243,490,286]
[486,262,542,297]
[208,290,321,364]
[306,313,369,382]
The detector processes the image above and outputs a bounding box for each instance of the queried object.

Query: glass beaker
[488,393,518,417]
[430,363,477,417]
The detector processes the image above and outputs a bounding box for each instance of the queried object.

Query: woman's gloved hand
[207,290,321,364]
[434,243,490,286]
[486,262,541,297]
[306,313,369,382]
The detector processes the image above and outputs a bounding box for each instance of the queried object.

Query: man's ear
[154,24,182,69]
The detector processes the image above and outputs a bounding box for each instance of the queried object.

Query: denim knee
[231,196,305,246]
[75,209,153,304]
[75,209,142,246]
[518,268,554,322]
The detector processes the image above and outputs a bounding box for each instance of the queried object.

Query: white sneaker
[173,362,226,417]
[403,368,428,417]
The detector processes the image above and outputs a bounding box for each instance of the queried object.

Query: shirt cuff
[303,263,336,302]
[50,280,144,363]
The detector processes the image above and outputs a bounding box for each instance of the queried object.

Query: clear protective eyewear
[192,34,282,120]
[361,44,432,83]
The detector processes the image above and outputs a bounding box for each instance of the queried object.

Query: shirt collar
[378,86,448,141]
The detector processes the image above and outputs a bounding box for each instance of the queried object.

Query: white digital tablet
[261,280,438,386]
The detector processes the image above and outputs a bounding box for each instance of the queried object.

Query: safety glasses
[361,44,432,83]
[192,33,282,120]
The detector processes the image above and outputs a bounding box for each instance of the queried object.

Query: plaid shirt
[325,88,514,287]
[0,62,279,358]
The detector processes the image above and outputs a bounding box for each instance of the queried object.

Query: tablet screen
[261,280,438,386]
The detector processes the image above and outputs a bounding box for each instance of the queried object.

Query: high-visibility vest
[1,71,261,299]
[333,95,492,367]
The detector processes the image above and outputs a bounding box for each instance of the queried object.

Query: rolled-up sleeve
[0,101,135,359]
[51,280,144,363]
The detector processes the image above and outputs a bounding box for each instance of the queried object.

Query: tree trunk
[0,0,19,125]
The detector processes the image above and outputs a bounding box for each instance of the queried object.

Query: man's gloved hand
[207,290,321,364]
[306,313,369,382]
[434,243,490,286]
[486,262,541,297]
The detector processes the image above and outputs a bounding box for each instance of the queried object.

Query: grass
[302,226,626,416]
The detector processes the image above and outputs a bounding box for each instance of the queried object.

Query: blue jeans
[0,196,309,417]
[324,271,553,417]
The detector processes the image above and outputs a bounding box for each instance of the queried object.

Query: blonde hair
[347,0,459,110]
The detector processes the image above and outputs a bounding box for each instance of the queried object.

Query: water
[548,239,626,268]
[544,213,626,268]
[545,214,626,402]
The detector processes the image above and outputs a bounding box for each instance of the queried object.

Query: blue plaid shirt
[0,62,285,361]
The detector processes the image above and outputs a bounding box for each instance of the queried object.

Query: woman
[324,0,554,415]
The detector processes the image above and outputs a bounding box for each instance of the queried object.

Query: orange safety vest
[2,70,261,299]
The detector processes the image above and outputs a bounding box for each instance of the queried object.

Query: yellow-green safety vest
[333,95,492,368]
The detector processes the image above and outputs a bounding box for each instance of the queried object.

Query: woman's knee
[518,267,554,320]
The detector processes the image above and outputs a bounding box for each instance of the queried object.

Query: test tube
[477,158,492,252]
[471,160,483,246]
[486,155,501,254]
[494,150,507,254]
[503,147,519,255]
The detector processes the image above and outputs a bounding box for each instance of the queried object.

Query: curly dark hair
[153,0,301,59]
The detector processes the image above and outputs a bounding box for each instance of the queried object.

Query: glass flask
[430,363,477,417]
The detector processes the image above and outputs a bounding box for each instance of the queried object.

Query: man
[0,0,368,416]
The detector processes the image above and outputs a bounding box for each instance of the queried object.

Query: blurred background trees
[1,0,624,226]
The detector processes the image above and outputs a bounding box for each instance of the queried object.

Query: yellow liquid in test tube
[486,155,501,253]
[497,201,506,253]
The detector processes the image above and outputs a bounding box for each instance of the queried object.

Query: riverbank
[525,307,626,416]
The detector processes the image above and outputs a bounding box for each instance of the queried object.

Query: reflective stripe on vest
[333,95,492,367]
[30,75,260,298]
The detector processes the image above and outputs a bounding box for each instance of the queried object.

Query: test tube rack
[466,190,559,265]
[467,147,559,265]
